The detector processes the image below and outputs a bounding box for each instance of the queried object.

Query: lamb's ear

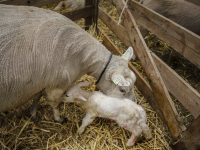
[77,82,90,88]
[121,47,135,62]
[77,95,87,101]
[111,72,130,86]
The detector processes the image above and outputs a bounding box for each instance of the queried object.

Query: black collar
[95,51,113,85]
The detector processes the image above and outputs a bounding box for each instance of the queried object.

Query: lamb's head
[63,82,90,102]
[97,47,137,102]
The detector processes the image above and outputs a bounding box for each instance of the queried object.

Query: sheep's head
[97,47,137,102]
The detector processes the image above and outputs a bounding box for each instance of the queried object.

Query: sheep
[139,0,200,36]
[64,82,152,146]
[0,4,137,123]
[53,0,105,11]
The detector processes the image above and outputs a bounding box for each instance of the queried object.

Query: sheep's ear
[111,72,130,86]
[77,95,87,101]
[121,47,135,62]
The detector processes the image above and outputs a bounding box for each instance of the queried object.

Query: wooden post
[107,0,185,139]
[171,115,200,150]
[94,0,99,33]
[85,0,94,30]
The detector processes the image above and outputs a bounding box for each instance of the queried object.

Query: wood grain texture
[62,5,93,21]
[0,0,61,7]
[98,8,200,119]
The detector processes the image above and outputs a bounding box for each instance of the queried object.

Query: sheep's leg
[53,1,66,11]
[78,112,95,135]
[141,123,152,140]
[48,101,64,123]
[30,93,42,121]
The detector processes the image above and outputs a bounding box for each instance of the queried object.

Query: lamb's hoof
[145,134,152,140]
[77,128,85,135]
[126,142,134,147]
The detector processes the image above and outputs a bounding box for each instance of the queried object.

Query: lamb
[0,4,136,123]
[64,82,152,146]
[53,0,105,11]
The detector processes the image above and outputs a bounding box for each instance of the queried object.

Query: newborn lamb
[64,82,152,146]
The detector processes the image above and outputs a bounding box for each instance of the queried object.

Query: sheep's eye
[66,95,69,97]
[120,89,126,94]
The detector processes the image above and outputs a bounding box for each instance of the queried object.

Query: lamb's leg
[126,125,142,146]
[53,1,66,11]
[48,101,64,123]
[141,123,152,140]
[78,112,95,134]
[126,133,138,147]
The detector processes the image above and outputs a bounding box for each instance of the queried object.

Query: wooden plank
[98,27,165,123]
[128,0,200,69]
[62,5,93,21]
[0,0,61,7]
[152,54,200,119]
[172,115,200,150]
[85,0,93,30]
[98,8,200,118]
[98,7,132,46]
[107,0,185,139]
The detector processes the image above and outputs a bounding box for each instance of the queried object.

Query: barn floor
[1,1,199,150]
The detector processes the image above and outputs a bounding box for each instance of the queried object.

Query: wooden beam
[107,0,185,139]
[171,115,200,150]
[85,0,93,30]
[0,0,61,7]
[128,0,200,69]
[98,7,200,119]
[62,5,93,21]
[98,27,165,123]
[98,7,132,47]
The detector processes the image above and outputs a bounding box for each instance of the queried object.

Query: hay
[2,1,198,150]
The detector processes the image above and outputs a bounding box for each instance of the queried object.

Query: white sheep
[64,82,152,146]
[0,4,136,123]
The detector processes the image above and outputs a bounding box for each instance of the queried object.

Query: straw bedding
[1,1,199,150]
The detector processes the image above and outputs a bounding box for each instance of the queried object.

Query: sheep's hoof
[32,116,38,123]
[55,117,68,124]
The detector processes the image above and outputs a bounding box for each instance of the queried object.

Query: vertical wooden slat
[85,0,93,30]
[107,0,185,139]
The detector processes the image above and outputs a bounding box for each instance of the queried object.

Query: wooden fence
[0,0,199,149]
